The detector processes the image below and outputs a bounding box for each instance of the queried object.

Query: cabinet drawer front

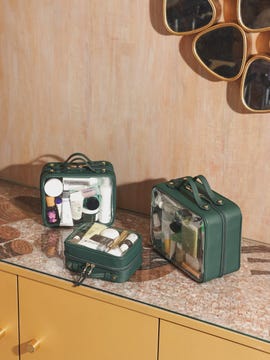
[0,271,18,360]
[19,277,158,360]
[159,320,270,360]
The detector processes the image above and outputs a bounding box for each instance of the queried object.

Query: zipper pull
[73,263,95,287]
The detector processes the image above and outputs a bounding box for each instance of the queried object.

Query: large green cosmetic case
[40,153,116,228]
[151,175,242,283]
[64,222,142,285]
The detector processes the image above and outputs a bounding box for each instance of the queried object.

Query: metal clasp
[73,263,95,287]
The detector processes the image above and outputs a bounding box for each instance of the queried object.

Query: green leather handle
[64,152,93,164]
[63,153,97,172]
[193,175,223,206]
[169,177,210,210]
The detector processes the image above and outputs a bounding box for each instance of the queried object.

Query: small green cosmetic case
[151,175,242,283]
[64,222,142,285]
[40,153,116,228]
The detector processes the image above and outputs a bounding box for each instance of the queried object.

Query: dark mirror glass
[164,0,215,34]
[242,57,270,112]
[239,0,270,31]
[193,24,246,80]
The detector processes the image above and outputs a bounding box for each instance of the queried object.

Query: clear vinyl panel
[151,188,205,281]
[43,176,113,226]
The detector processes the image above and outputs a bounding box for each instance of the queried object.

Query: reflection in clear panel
[237,0,270,32]
[163,0,219,35]
[192,23,247,81]
[241,55,270,112]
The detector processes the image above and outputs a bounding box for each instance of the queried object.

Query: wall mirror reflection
[241,55,270,112]
[237,0,270,32]
[163,0,219,35]
[192,23,247,81]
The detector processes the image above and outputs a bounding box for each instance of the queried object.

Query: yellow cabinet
[18,277,158,360]
[159,320,270,360]
[0,270,18,360]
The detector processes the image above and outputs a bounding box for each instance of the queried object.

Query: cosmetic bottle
[99,177,112,224]
[55,197,62,219]
[44,178,63,197]
[119,233,138,253]
[60,192,74,226]
[70,191,84,220]
[45,196,60,224]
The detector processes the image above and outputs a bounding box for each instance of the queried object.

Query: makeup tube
[99,177,112,224]
[70,191,83,220]
[60,192,74,226]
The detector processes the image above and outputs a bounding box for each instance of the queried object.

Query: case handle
[193,175,223,206]
[63,153,97,172]
[64,152,93,164]
[168,177,210,210]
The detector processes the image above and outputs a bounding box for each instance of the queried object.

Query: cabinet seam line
[157,318,160,360]
[16,275,21,359]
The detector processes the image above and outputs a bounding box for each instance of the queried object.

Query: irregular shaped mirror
[241,55,270,112]
[163,0,218,35]
[192,23,247,81]
[237,0,270,32]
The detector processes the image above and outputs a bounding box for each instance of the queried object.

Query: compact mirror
[241,55,270,112]
[192,23,247,81]
[237,0,270,32]
[163,0,219,35]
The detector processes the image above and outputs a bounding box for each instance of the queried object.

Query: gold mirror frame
[192,23,248,82]
[240,54,270,113]
[163,0,220,35]
[237,0,270,33]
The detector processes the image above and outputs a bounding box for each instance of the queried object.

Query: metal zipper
[66,253,140,273]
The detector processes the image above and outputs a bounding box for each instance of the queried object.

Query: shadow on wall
[149,0,170,36]
[0,154,64,188]
[117,178,167,215]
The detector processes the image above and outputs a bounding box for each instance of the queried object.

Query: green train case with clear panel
[64,222,142,285]
[151,175,242,283]
[40,153,116,228]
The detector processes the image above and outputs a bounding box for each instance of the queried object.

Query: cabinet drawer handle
[26,338,41,353]
[0,328,6,339]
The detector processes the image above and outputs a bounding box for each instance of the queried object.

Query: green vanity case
[40,153,116,228]
[64,223,142,285]
[151,175,242,283]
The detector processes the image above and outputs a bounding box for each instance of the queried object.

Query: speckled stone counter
[0,179,269,343]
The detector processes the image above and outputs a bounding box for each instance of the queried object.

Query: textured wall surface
[0,1,269,243]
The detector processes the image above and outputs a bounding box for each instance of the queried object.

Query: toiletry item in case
[106,230,129,251]
[79,234,112,251]
[152,212,162,238]
[63,178,91,191]
[81,223,107,241]
[161,205,175,258]
[181,222,198,258]
[175,243,185,265]
[91,234,114,251]
[82,197,100,221]
[70,191,84,220]
[60,192,74,226]
[119,233,138,253]
[81,187,97,198]
[45,196,60,224]
[99,177,112,224]
[55,197,62,219]
[100,228,120,239]
[44,178,63,197]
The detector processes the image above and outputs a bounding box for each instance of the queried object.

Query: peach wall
[0,1,269,243]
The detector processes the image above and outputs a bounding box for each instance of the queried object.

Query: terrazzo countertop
[0,179,270,343]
